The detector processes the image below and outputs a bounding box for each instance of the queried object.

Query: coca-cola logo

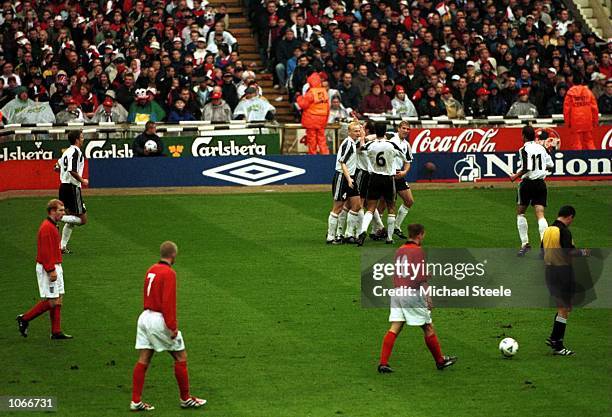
[602,127,612,150]
[410,129,498,153]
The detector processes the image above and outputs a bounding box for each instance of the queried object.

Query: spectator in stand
[220,72,239,111]
[91,97,127,123]
[360,82,391,114]
[203,91,232,122]
[233,87,276,122]
[466,88,490,118]
[275,29,299,91]
[546,83,568,116]
[564,80,599,150]
[168,99,197,123]
[128,88,166,123]
[74,84,98,120]
[56,97,85,123]
[353,64,373,100]
[488,84,508,116]
[507,88,538,117]
[440,86,464,119]
[337,72,361,114]
[391,86,417,117]
[328,95,352,122]
[598,81,612,115]
[417,85,445,118]
[590,73,607,99]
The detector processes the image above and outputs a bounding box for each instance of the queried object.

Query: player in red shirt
[130,241,206,412]
[17,199,72,339]
[377,224,456,373]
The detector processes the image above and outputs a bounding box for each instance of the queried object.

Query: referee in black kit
[541,206,591,356]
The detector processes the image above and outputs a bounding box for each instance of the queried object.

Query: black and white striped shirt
[335,137,358,175]
[58,145,85,187]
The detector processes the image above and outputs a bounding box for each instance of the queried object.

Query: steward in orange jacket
[296,72,330,154]
[563,84,599,150]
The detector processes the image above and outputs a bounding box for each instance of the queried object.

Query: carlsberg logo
[84,140,133,158]
[0,142,54,161]
[192,136,267,157]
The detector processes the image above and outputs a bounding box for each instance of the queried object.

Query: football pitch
[2,185,611,417]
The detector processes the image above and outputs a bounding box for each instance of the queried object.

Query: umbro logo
[202,157,306,186]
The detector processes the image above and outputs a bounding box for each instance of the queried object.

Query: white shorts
[135,310,185,352]
[389,294,432,326]
[36,263,64,299]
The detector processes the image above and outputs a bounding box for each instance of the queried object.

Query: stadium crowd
[249,0,612,119]
[0,0,611,126]
[0,0,277,124]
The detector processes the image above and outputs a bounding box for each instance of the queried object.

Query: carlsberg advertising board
[0,134,280,162]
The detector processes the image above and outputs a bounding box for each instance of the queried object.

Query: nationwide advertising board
[0,134,280,162]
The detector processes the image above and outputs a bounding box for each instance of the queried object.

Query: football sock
[23,300,52,322]
[132,362,148,403]
[380,331,398,366]
[346,210,359,238]
[174,361,191,401]
[517,214,529,246]
[396,204,410,229]
[373,209,384,232]
[61,215,82,225]
[336,208,348,237]
[327,212,338,241]
[538,218,548,241]
[50,305,61,334]
[61,224,74,249]
[358,209,364,232]
[361,211,373,234]
[425,333,444,364]
[550,314,567,345]
[387,215,396,241]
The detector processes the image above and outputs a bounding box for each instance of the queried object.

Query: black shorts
[517,178,547,207]
[355,169,370,199]
[394,177,410,192]
[59,183,87,215]
[332,171,359,201]
[366,173,396,202]
[545,265,575,308]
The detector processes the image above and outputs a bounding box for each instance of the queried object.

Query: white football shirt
[362,139,407,176]
[58,145,85,187]
[518,141,553,180]
[335,137,358,175]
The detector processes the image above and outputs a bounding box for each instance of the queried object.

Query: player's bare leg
[61,212,88,253]
[516,205,531,256]
[170,350,207,408]
[421,323,457,370]
[394,189,414,240]
[131,349,155,411]
[378,321,404,373]
[327,201,345,244]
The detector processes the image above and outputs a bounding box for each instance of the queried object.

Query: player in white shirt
[510,126,553,256]
[389,121,415,240]
[55,130,89,253]
[356,123,408,246]
[326,122,365,244]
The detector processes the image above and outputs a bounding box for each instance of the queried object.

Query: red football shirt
[143,261,177,332]
[393,241,427,289]
[36,218,62,272]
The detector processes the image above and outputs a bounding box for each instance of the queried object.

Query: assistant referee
[541,205,590,356]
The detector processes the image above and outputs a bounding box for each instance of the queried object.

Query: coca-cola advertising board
[409,126,612,153]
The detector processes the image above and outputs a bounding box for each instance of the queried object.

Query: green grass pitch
[1,185,611,417]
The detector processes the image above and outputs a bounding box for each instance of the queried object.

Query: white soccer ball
[144,140,158,153]
[499,337,519,357]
